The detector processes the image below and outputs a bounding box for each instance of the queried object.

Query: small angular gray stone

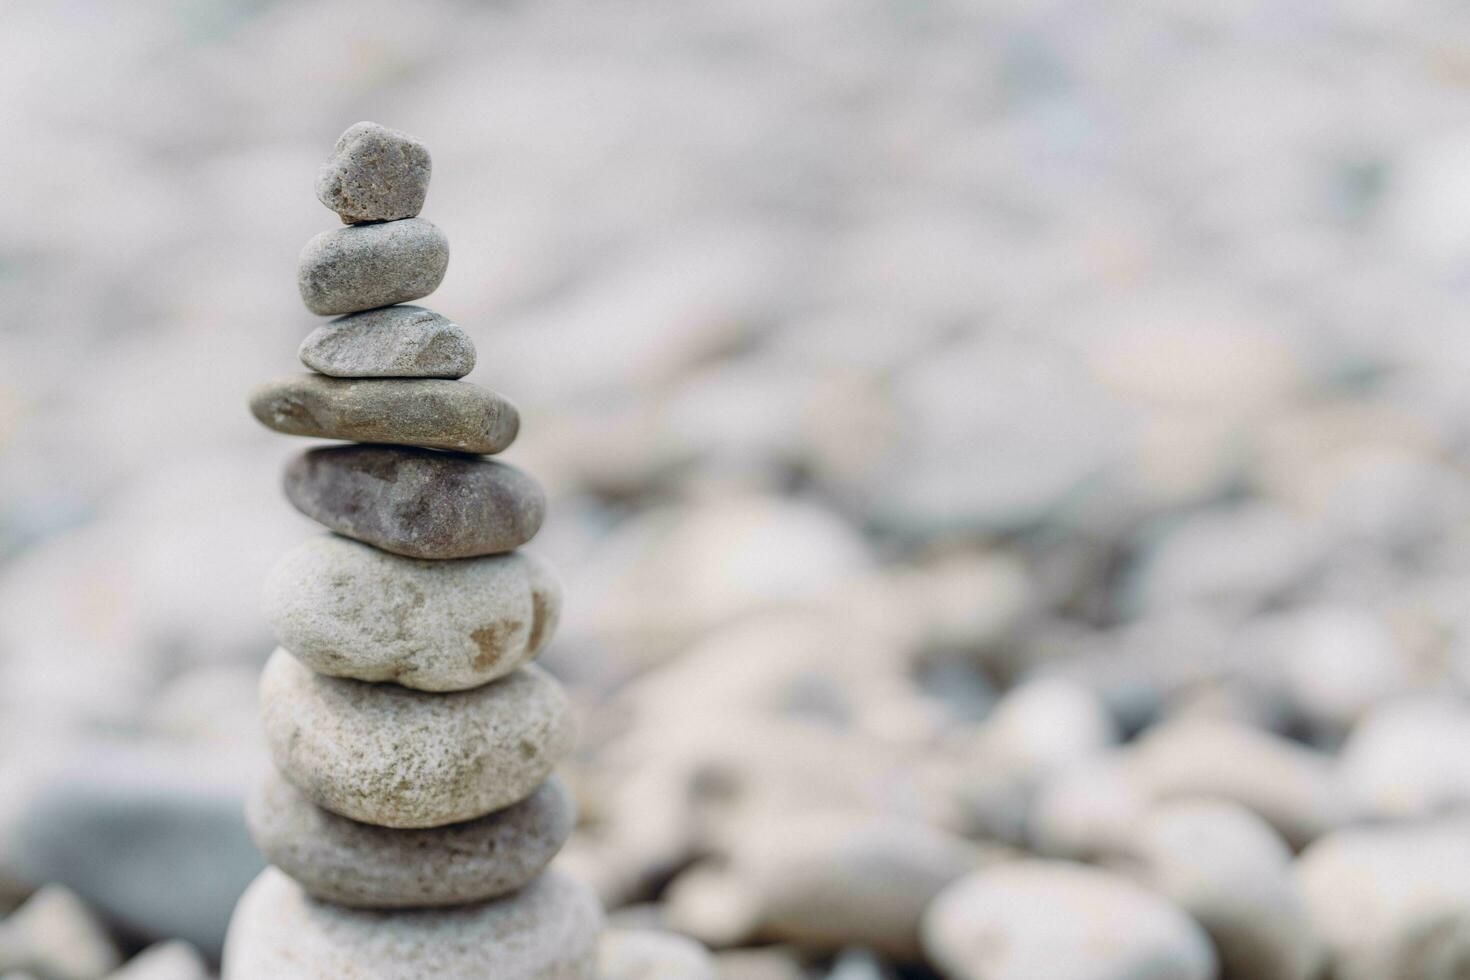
[249,375,519,454]
[247,769,575,908]
[264,535,560,692]
[283,445,545,559]
[298,218,448,316]
[222,867,602,980]
[260,651,574,827]
[299,305,475,379]
[315,122,432,224]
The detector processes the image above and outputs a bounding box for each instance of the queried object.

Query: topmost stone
[316,122,431,225]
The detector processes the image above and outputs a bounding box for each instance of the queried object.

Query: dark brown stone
[283,445,545,559]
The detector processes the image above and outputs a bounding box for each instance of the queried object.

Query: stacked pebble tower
[223,122,603,979]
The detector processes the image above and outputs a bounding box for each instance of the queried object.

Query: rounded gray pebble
[260,651,574,828]
[247,769,575,908]
[264,535,560,692]
[299,305,475,379]
[283,445,546,559]
[297,218,448,316]
[222,867,602,980]
[315,121,432,224]
[249,374,519,454]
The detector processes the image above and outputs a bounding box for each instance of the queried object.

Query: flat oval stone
[247,769,574,908]
[261,652,573,828]
[222,867,601,980]
[315,122,432,225]
[299,305,475,379]
[249,375,518,454]
[283,445,545,559]
[298,218,448,316]
[264,535,560,692]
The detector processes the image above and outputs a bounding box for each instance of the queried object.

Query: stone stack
[222,122,602,979]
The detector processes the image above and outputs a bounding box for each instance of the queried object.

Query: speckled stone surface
[247,769,575,908]
[222,867,602,979]
[299,305,474,379]
[297,218,448,316]
[260,651,573,828]
[249,375,518,454]
[315,122,432,225]
[283,445,545,559]
[264,535,560,691]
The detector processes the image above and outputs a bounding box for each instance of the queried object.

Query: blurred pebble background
[7,0,1470,977]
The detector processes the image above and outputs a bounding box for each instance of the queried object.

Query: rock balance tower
[223,122,603,978]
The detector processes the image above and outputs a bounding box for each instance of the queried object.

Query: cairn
[223,122,602,978]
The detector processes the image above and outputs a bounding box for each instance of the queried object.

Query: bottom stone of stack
[222,867,602,980]
[247,769,576,908]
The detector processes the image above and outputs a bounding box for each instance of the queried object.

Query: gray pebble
[299,305,475,379]
[315,121,432,224]
[600,928,715,980]
[283,445,545,559]
[247,769,575,908]
[260,651,573,828]
[249,374,519,454]
[223,867,602,980]
[264,535,560,691]
[297,218,448,316]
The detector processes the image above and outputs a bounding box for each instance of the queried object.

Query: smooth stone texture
[264,535,561,692]
[247,769,575,908]
[600,929,715,980]
[4,742,265,958]
[0,886,120,980]
[1297,820,1470,980]
[283,445,545,559]
[107,942,209,980]
[299,305,474,379]
[922,861,1217,980]
[249,374,519,454]
[260,651,573,828]
[315,121,431,224]
[1128,800,1321,980]
[223,867,602,980]
[297,218,448,316]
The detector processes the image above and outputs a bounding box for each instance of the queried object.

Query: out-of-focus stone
[0,886,120,980]
[315,121,431,224]
[105,941,208,980]
[264,534,559,691]
[600,928,715,980]
[1297,820,1470,980]
[260,652,572,828]
[247,770,573,908]
[223,867,602,979]
[1028,755,1147,861]
[297,218,448,316]
[1338,697,1470,821]
[713,947,808,980]
[249,375,518,454]
[299,305,474,379]
[699,812,991,960]
[1127,800,1321,980]
[1126,719,1347,848]
[283,445,544,559]
[922,861,1217,980]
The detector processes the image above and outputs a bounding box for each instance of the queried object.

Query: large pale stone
[283,445,545,559]
[315,122,431,224]
[299,305,474,379]
[260,652,573,828]
[264,535,560,691]
[249,375,518,454]
[922,861,1216,980]
[247,769,574,908]
[222,867,601,980]
[297,218,448,316]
